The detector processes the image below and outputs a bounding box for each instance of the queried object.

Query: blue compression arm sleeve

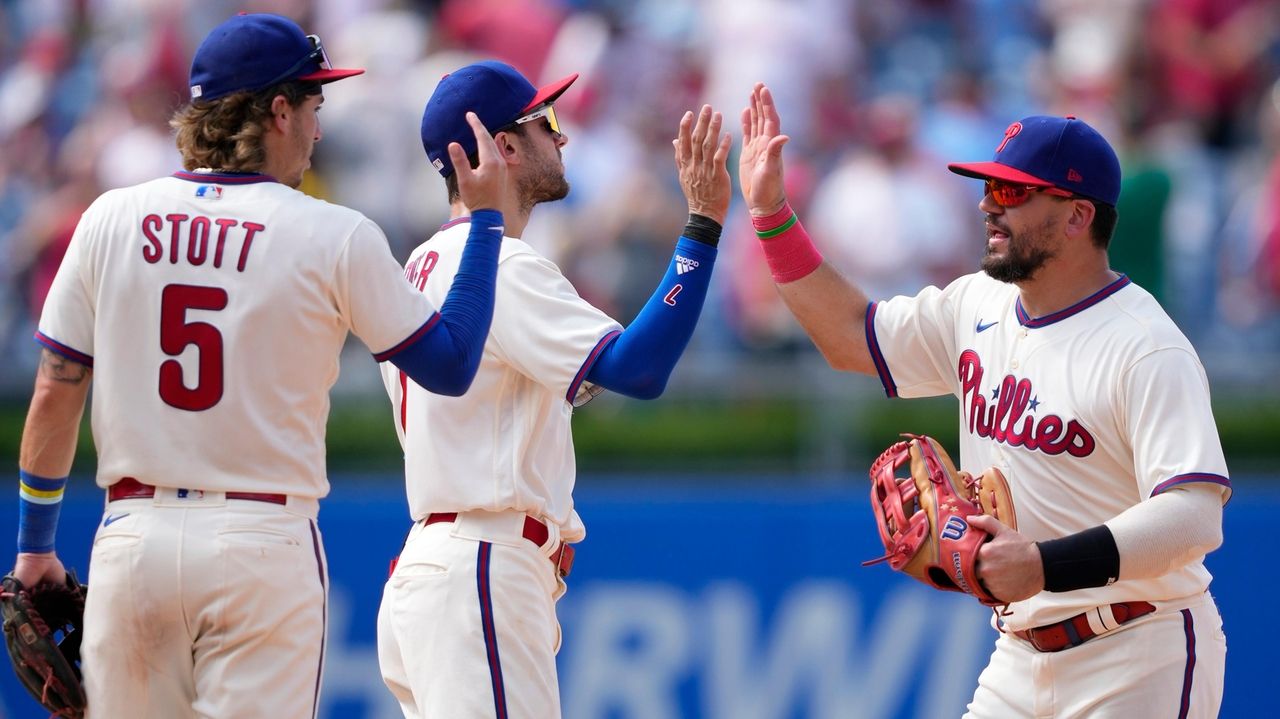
[388,209,503,396]
[585,233,718,399]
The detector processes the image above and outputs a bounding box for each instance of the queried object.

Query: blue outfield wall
[0,477,1272,719]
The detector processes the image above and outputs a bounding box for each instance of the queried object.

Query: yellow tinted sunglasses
[511,104,560,135]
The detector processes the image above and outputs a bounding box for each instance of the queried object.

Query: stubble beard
[517,154,570,214]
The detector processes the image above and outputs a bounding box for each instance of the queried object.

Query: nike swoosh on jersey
[976,319,999,332]
[102,513,130,527]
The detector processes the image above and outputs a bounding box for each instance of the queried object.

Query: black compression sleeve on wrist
[1037,525,1121,592]
[682,213,723,247]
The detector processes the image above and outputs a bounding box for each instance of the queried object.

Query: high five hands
[668,83,795,226]
[674,105,732,225]
[739,83,790,217]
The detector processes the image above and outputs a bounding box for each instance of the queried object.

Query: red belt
[1013,601,1156,652]
[107,477,287,506]
[424,512,575,577]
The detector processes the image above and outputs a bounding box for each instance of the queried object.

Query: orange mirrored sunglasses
[985,179,1076,207]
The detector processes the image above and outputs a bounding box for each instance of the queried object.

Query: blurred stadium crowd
[1,0,1278,397]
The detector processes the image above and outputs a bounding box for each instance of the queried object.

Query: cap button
[1064,115,1077,120]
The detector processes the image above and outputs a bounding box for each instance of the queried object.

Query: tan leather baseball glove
[863,434,1017,606]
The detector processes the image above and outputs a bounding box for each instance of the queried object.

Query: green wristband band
[755,213,798,239]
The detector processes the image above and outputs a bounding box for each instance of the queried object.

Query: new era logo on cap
[947,115,1121,206]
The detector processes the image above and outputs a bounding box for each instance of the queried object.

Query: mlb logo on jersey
[195,184,224,200]
[676,255,699,275]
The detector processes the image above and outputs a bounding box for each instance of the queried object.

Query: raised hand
[738,83,790,217]
[451,111,507,212]
[673,104,732,225]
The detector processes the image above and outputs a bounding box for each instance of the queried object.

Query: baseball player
[375,60,731,718]
[739,83,1229,717]
[11,13,508,718]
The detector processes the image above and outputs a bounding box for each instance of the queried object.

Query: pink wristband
[752,202,823,283]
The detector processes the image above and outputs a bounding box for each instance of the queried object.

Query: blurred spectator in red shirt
[1147,0,1278,148]
[437,0,567,80]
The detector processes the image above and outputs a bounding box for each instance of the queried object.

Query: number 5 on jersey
[159,283,228,411]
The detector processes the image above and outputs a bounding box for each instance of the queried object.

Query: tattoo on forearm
[39,350,89,384]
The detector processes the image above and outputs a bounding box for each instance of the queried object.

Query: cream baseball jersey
[381,218,621,542]
[37,171,439,499]
[868,272,1231,631]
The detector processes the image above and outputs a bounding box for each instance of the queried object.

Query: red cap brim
[947,161,1052,186]
[298,67,366,85]
[523,73,579,112]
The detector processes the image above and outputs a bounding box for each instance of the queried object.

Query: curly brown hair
[171,81,320,172]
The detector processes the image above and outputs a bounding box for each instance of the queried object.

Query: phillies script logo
[958,350,1096,457]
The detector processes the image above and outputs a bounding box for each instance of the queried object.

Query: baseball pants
[964,592,1225,718]
[81,488,327,719]
[378,510,567,718]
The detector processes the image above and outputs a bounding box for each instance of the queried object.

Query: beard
[517,154,570,211]
[981,215,1057,283]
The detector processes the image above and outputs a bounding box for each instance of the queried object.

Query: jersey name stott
[958,349,1096,457]
[141,213,265,272]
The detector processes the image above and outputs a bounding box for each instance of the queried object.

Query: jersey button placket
[1011,327,1028,370]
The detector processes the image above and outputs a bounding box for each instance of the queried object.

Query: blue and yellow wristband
[17,469,67,553]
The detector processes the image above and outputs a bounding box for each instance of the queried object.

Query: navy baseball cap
[421,60,578,177]
[189,13,364,102]
[948,115,1121,206]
